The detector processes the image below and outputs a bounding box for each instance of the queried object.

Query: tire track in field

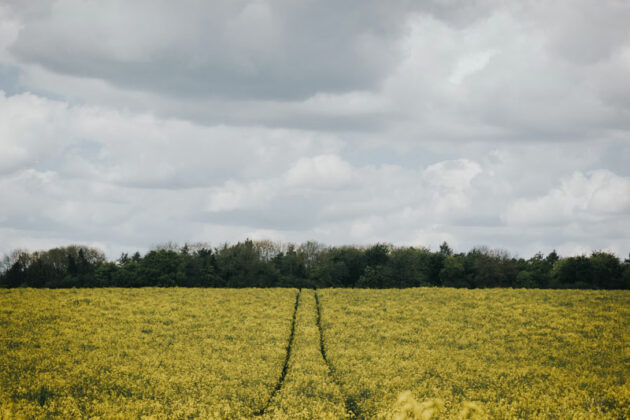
[254,288,301,417]
[314,289,362,419]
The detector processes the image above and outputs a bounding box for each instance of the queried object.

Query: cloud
[0,1,629,258]
[0,4,20,62]
[0,91,343,187]
[285,154,357,189]
[206,180,276,213]
[533,0,630,65]
[505,170,630,226]
[0,92,71,174]
[6,0,412,101]
[3,1,629,140]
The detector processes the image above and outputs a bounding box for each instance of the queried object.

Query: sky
[1,0,629,259]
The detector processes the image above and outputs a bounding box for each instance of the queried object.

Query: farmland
[1,288,629,419]
[318,288,630,418]
[0,288,297,418]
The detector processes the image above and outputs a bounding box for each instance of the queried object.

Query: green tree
[440,255,468,287]
[590,251,623,289]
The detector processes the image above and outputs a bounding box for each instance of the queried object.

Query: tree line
[1,240,629,289]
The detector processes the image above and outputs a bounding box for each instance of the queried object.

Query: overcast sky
[1,0,629,259]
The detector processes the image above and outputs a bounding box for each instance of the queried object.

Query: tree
[2,258,26,288]
[386,247,431,288]
[364,243,390,267]
[590,251,623,289]
[546,250,559,265]
[440,255,468,288]
[118,253,129,265]
[253,240,283,262]
[298,241,326,273]
[357,265,389,288]
[551,256,592,288]
[0,254,10,276]
[517,252,552,288]
[215,240,279,287]
[622,254,630,289]
[1,241,627,290]
[439,242,453,256]
[273,244,307,287]
[138,249,181,287]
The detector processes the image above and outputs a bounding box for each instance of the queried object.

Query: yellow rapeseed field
[263,289,348,419]
[0,288,297,419]
[1,287,628,419]
[317,288,630,419]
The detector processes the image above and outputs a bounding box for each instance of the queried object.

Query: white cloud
[285,154,357,190]
[0,1,629,258]
[0,91,343,186]
[206,180,276,212]
[0,92,71,173]
[505,170,630,226]
[449,49,498,84]
[423,159,482,191]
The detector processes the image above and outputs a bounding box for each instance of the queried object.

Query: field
[1,288,628,419]
[317,289,630,419]
[0,288,297,418]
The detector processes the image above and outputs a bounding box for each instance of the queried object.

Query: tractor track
[314,289,362,419]
[253,288,301,417]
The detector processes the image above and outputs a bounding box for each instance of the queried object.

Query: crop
[317,288,630,419]
[262,289,348,419]
[0,288,298,419]
[1,287,628,419]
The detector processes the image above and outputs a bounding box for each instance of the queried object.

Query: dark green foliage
[273,244,307,287]
[386,247,431,287]
[549,251,625,289]
[0,241,628,289]
[590,251,624,289]
[3,257,27,288]
[364,243,390,267]
[0,246,105,288]
[357,265,382,288]
[514,252,553,288]
[551,255,593,288]
[215,240,280,287]
[440,255,468,288]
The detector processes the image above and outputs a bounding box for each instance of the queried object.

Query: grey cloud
[9,0,412,101]
[1,1,630,259]
[199,197,322,231]
[5,0,629,142]
[534,0,630,65]
[0,65,20,95]
[6,0,513,102]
